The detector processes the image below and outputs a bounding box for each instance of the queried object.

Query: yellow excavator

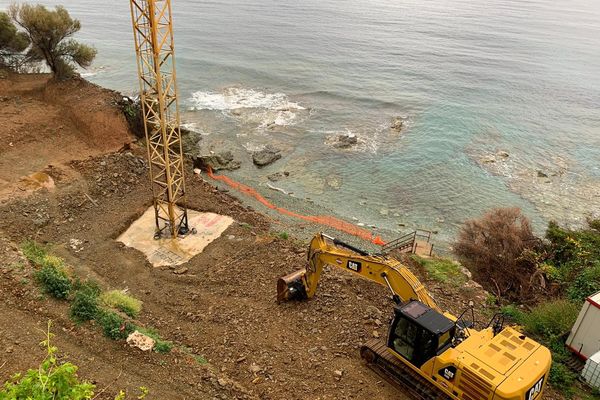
[277,233,551,400]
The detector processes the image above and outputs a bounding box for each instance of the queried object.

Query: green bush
[567,262,600,303]
[96,310,133,340]
[520,300,579,338]
[500,304,525,322]
[35,264,72,299]
[0,322,95,400]
[549,361,576,395]
[70,284,100,323]
[101,290,142,318]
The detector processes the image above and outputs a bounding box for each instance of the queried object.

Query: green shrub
[567,262,600,303]
[35,264,72,299]
[73,278,102,296]
[96,310,133,340]
[0,322,95,399]
[70,284,100,323]
[520,300,579,338]
[101,290,142,318]
[500,304,525,322]
[549,361,576,395]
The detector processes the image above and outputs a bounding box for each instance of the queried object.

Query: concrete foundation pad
[118,207,234,267]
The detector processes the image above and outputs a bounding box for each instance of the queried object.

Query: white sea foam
[181,122,209,135]
[188,87,306,128]
[189,87,305,111]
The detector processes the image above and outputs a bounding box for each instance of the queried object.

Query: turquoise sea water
[4,0,599,244]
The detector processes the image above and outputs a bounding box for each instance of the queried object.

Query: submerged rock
[267,171,290,182]
[193,151,241,171]
[332,133,358,149]
[252,145,282,167]
[390,116,406,132]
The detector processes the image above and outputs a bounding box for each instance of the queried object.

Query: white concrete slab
[118,207,234,267]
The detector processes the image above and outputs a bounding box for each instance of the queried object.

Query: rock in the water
[252,145,282,167]
[193,151,241,171]
[391,116,405,132]
[481,155,496,164]
[267,171,290,182]
[333,133,358,149]
[537,170,549,178]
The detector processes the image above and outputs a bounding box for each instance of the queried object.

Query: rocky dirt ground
[0,73,562,400]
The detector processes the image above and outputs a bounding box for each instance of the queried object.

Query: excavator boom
[277,233,438,310]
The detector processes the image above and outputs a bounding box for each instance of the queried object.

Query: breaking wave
[189,87,304,111]
[188,87,306,128]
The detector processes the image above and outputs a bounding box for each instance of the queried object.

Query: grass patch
[135,326,173,354]
[520,300,579,338]
[101,290,142,318]
[411,255,466,284]
[277,231,289,240]
[21,240,48,265]
[193,355,208,365]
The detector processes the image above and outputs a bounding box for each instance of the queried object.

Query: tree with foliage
[8,3,96,79]
[454,207,540,301]
[0,11,29,68]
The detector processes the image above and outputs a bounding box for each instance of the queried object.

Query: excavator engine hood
[277,268,308,302]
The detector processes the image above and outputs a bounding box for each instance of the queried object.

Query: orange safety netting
[206,167,385,246]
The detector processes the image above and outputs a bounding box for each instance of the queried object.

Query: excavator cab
[388,300,455,367]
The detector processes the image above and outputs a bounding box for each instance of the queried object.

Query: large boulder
[252,145,282,167]
[193,151,241,171]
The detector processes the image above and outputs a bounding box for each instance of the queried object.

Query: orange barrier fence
[206,167,385,246]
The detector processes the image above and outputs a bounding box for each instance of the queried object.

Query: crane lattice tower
[129,0,189,238]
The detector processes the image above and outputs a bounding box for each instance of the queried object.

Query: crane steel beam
[129,0,189,238]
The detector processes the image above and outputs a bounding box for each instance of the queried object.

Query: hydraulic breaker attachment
[277,269,308,302]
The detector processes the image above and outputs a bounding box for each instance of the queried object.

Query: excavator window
[388,301,456,367]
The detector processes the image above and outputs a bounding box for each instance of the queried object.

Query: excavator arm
[277,233,440,312]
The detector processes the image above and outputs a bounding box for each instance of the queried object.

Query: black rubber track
[361,339,453,400]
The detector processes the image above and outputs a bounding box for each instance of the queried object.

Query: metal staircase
[380,230,433,256]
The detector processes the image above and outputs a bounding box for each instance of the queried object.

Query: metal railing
[380,229,433,255]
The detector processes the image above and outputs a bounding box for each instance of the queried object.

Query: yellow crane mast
[128,0,189,239]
